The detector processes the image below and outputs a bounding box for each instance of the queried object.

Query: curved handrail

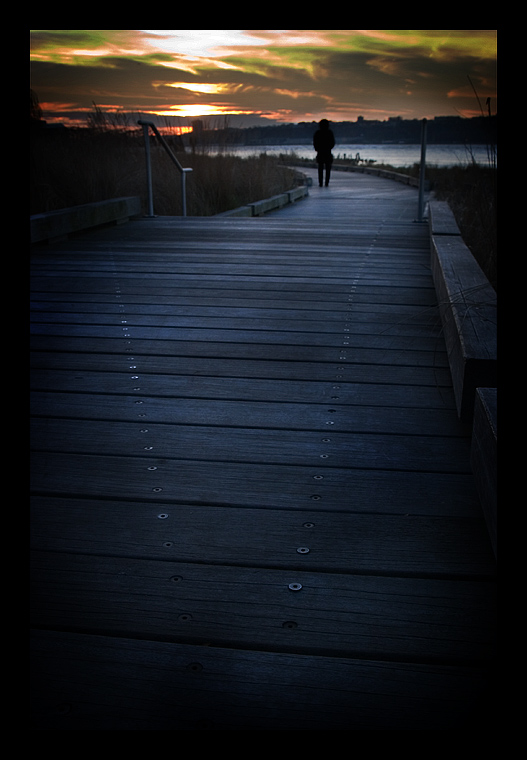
[138,120,193,217]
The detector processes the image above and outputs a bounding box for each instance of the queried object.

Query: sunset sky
[30,30,497,128]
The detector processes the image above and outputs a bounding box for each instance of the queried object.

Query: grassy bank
[30,127,298,218]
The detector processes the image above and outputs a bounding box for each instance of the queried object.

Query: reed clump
[30,127,298,218]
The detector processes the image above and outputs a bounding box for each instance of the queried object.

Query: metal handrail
[138,120,193,217]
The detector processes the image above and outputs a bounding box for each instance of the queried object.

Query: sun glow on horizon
[160,104,250,118]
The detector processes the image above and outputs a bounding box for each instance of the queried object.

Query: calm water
[207,143,495,168]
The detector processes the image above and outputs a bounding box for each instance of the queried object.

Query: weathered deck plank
[31,631,493,730]
[30,367,455,406]
[30,349,453,385]
[30,169,495,730]
[30,416,471,475]
[30,451,480,516]
[30,390,463,435]
[30,550,495,661]
[31,495,494,578]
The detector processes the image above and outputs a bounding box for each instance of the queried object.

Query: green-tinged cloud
[30,30,497,123]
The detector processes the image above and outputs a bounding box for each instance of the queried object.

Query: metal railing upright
[138,120,193,217]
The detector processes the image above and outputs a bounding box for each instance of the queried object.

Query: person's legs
[318,163,324,186]
[325,164,331,186]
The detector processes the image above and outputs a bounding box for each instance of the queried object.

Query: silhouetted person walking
[313,119,335,186]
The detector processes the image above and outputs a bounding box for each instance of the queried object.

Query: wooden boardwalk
[30,168,496,730]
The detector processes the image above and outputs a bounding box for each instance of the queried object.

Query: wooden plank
[30,310,445,339]
[30,292,439,313]
[30,336,448,368]
[30,630,495,730]
[30,368,456,409]
[30,496,496,578]
[30,348,454,386]
[29,253,432,272]
[28,327,445,354]
[30,266,435,287]
[31,300,443,327]
[30,416,468,472]
[30,289,438,310]
[29,243,418,262]
[30,214,430,247]
[30,281,438,310]
[30,451,481,516]
[29,243,430,261]
[30,390,464,436]
[30,551,496,662]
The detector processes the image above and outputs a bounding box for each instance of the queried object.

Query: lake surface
[206,143,495,168]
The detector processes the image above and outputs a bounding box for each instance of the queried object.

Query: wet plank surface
[30,169,496,730]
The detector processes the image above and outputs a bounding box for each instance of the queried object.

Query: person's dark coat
[313,119,335,164]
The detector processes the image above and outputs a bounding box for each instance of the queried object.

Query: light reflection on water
[205,143,495,167]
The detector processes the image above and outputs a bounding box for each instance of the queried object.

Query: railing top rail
[138,120,192,175]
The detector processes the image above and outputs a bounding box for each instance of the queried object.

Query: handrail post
[181,169,192,218]
[140,121,155,217]
[417,118,427,222]
[138,120,192,216]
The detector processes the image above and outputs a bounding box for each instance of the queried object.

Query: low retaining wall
[31,196,142,244]
[333,163,420,187]
[429,201,497,559]
[470,388,497,558]
[217,185,309,217]
[429,200,497,423]
[284,159,421,188]
[30,186,308,237]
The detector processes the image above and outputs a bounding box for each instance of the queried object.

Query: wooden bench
[30,196,142,244]
[429,201,497,422]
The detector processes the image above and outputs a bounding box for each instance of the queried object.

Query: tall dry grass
[385,161,497,291]
[30,127,298,217]
[427,164,497,291]
[30,124,496,290]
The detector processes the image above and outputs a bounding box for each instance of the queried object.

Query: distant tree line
[30,89,496,147]
[193,115,497,146]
